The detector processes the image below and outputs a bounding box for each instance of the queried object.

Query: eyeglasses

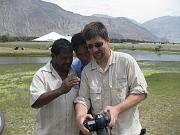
[87,42,103,50]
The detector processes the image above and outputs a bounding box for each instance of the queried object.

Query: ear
[51,53,56,60]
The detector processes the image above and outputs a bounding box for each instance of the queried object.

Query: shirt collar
[41,60,52,72]
[41,60,57,77]
[42,60,74,78]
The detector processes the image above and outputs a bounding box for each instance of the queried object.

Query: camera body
[83,113,110,135]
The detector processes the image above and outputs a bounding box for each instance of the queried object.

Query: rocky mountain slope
[142,16,180,43]
[0,0,161,41]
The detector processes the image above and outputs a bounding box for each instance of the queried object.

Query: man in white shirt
[30,38,80,135]
[75,22,148,135]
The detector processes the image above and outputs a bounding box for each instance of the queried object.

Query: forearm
[31,88,64,108]
[75,103,88,119]
[75,103,93,134]
[115,94,145,113]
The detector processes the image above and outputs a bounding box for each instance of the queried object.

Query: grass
[139,61,180,135]
[139,73,180,135]
[0,64,43,135]
[0,42,51,49]
[0,61,180,135]
[0,42,51,56]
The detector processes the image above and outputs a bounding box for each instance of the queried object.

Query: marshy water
[0,50,180,64]
[119,49,180,61]
[0,56,50,64]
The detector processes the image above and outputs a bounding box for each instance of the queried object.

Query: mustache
[62,63,71,66]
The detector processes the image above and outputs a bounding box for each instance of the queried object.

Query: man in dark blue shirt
[71,32,91,78]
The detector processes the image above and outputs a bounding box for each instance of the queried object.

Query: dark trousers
[80,128,146,135]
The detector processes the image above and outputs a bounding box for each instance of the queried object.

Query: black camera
[83,112,110,135]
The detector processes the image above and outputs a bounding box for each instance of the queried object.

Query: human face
[52,52,73,73]
[75,45,90,65]
[86,36,109,61]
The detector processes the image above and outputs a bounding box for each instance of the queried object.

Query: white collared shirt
[30,61,79,135]
[75,50,147,135]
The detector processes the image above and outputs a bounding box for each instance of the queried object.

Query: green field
[139,61,180,135]
[0,64,43,135]
[0,61,180,135]
[0,42,50,56]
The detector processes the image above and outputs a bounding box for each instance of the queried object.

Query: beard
[59,63,71,72]
[52,61,71,73]
[93,51,103,60]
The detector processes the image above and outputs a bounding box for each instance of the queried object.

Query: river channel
[0,50,180,64]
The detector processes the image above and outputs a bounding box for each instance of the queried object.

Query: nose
[91,46,99,53]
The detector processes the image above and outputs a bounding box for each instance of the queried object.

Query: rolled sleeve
[74,96,91,109]
[130,85,147,94]
[127,56,148,95]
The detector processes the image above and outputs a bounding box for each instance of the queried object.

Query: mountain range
[142,16,180,43]
[0,0,179,42]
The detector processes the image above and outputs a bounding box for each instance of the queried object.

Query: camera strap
[108,128,112,135]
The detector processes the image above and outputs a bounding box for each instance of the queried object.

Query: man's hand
[103,105,119,128]
[77,114,93,135]
[103,94,146,128]
[59,73,80,94]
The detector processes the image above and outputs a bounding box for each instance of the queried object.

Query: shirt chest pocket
[90,87,103,113]
[111,78,128,105]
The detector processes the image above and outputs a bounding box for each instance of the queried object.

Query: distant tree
[110,38,155,43]
[0,34,36,42]
[0,34,10,42]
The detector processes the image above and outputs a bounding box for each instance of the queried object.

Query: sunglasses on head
[87,42,103,49]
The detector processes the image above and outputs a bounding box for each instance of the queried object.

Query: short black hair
[51,38,73,55]
[71,32,86,51]
[82,21,109,41]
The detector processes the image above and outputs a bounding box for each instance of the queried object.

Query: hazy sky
[43,0,180,23]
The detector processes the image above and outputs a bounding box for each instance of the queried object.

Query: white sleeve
[127,56,148,94]
[29,71,46,106]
